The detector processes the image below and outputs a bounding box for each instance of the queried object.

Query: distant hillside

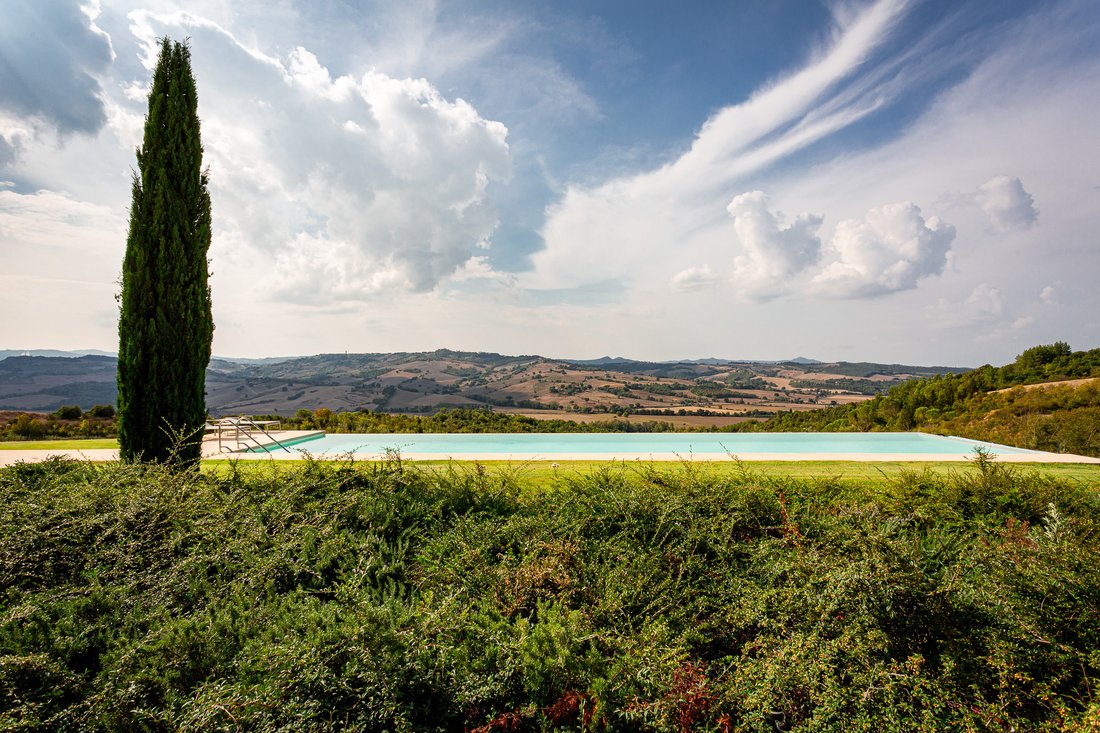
[0,349,115,360]
[0,355,118,411]
[736,342,1100,457]
[0,349,964,417]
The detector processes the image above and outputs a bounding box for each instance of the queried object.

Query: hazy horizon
[0,345,979,369]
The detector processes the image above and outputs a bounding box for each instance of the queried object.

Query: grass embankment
[1,457,1098,730]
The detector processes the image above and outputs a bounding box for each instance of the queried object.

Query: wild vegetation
[1,455,1097,730]
[0,406,116,441]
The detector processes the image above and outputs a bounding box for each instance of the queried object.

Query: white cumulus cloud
[727,191,822,298]
[974,175,1038,231]
[812,202,956,297]
[127,12,511,302]
[965,283,1004,316]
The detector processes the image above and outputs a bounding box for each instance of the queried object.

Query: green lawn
[202,457,1100,484]
[4,440,1097,484]
[0,438,117,450]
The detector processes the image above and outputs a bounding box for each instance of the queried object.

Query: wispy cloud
[530,0,912,293]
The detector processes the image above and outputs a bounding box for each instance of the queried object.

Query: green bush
[87,405,116,419]
[0,457,1096,730]
[9,414,47,439]
[49,405,83,420]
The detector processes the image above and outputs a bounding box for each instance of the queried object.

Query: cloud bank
[0,0,114,139]
[678,193,956,302]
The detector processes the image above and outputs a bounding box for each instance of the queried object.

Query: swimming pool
[249,431,1044,460]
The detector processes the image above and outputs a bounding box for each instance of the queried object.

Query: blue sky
[1,0,1098,365]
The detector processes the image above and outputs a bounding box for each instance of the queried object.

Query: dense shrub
[87,405,116,419]
[0,456,1096,730]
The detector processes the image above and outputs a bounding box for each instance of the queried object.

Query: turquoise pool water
[251,432,1038,457]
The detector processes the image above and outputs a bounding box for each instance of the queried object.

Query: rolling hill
[0,349,965,418]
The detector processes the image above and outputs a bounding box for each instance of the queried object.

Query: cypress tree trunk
[117,38,212,467]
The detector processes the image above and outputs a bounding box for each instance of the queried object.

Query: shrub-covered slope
[737,343,1100,456]
[1,457,1097,730]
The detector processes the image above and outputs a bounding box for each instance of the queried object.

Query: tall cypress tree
[117,38,212,466]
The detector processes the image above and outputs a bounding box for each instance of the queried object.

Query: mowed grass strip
[0,438,118,450]
[3,439,1098,483]
[202,456,1100,485]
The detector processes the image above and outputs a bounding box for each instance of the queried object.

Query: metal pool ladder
[208,416,292,453]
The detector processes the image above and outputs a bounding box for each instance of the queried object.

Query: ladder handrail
[241,416,292,453]
[211,416,293,453]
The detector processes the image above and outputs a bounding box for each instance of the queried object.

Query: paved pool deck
[0,431,322,467]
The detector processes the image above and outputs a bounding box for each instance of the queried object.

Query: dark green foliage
[277,407,681,433]
[1,457,1097,730]
[49,405,82,420]
[7,413,47,439]
[117,37,212,467]
[789,378,890,395]
[87,404,115,419]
